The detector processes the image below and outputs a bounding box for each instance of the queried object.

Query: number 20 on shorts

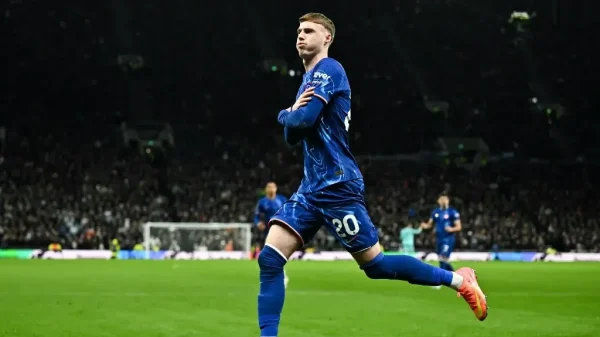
[333,214,360,238]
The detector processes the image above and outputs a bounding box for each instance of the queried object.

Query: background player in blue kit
[254,181,289,288]
[421,192,462,289]
[257,13,487,336]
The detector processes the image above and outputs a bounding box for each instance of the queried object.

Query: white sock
[449,272,464,291]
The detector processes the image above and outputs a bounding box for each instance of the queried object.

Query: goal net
[142,222,252,260]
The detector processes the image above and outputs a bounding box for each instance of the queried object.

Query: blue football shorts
[268,179,379,254]
[436,238,455,258]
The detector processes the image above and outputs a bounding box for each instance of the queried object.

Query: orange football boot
[456,267,488,321]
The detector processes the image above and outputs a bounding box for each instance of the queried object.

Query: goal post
[142,222,253,260]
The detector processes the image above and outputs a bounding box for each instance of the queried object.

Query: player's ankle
[449,272,463,290]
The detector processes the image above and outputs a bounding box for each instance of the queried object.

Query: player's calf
[355,244,463,289]
[257,223,302,336]
[257,244,287,336]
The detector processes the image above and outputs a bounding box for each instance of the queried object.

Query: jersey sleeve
[451,209,461,222]
[277,97,325,128]
[310,59,345,104]
[430,209,436,220]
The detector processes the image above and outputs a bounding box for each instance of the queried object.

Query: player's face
[265,183,277,196]
[296,21,330,58]
[438,196,449,208]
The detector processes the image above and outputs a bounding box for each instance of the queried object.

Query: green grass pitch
[1,260,599,337]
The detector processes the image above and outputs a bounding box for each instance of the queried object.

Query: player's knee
[360,253,388,279]
[258,244,287,275]
[265,222,302,258]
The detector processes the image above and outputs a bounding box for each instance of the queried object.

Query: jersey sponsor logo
[313,71,331,80]
[444,214,449,219]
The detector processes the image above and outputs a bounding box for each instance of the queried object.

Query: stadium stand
[1,0,598,253]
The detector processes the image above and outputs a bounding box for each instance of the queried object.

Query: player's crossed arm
[292,87,314,111]
[282,88,318,145]
[277,87,325,128]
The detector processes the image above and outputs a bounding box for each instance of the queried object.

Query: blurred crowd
[1,129,598,252]
[362,160,599,252]
[1,1,598,252]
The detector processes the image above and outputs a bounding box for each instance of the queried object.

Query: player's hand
[257,222,266,231]
[291,87,315,111]
[444,226,453,233]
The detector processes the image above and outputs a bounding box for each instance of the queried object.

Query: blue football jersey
[254,194,287,225]
[295,58,362,194]
[431,207,460,240]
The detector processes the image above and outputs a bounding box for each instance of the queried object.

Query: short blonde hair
[299,13,335,44]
